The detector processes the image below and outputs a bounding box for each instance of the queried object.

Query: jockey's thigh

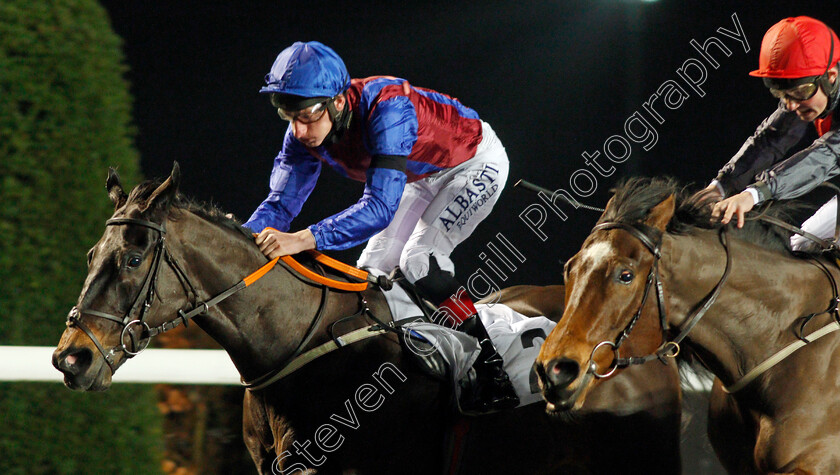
[399,121,510,284]
[791,196,837,250]
[356,180,435,273]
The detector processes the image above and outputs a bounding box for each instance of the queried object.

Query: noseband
[583,221,732,380]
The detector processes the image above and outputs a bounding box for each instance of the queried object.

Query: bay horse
[53,164,682,474]
[535,176,840,474]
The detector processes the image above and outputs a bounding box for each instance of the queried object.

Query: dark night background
[97,0,840,286]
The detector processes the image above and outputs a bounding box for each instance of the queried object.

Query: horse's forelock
[599,177,683,226]
[121,179,164,211]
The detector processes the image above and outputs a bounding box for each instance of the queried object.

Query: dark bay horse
[53,165,682,474]
[535,177,840,474]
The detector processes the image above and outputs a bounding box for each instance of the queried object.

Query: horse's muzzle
[534,357,585,411]
[52,345,111,391]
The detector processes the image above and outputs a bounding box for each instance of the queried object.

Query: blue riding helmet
[260,41,350,98]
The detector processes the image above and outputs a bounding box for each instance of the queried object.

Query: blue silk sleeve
[365,95,418,156]
[309,166,407,250]
[244,129,322,233]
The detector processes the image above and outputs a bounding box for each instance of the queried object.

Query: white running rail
[2,346,240,384]
[1,345,714,391]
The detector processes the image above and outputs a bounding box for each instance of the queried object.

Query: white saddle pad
[377,275,555,408]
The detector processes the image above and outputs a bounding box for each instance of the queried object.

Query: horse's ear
[106,168,127,209]
[644,194,675,231]
[599,195,616,220]
[141,162,181,215]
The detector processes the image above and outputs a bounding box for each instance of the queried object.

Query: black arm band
[370,155,407,173]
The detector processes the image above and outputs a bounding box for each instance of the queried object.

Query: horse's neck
[663,232,838,387]
[165,213,364,380]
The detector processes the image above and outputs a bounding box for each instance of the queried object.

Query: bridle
[574,213,840,397]
[517,179,840,396]
[579,221,732,383]
[66,215,384,388]
[66,216,319,377]
[66,216,331,376]
[67,217,186,373]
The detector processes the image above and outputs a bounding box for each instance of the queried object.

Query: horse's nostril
[59,348,93,374]
[546,357,580,389]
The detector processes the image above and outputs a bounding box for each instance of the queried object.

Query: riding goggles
[765,75,822,102]
[271,94,330,124]
[769,82,820,102]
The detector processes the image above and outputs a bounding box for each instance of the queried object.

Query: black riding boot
[457,315,520,414]
[413,255,519,413]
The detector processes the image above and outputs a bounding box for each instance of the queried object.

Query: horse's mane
[597,177,807,254]
[125,179,253,239]
[124,178,342,278]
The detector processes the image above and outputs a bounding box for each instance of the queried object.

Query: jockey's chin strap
[584,222,732,380]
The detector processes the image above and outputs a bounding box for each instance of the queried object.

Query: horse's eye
[127,255,143,268]
[618,270,634,284]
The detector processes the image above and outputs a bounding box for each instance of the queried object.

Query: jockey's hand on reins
[712,191,755,228]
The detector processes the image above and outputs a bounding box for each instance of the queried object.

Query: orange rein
[280,251,369,292]
[241,252,369,292]
[243,257,281,287]
[249,232,370,291]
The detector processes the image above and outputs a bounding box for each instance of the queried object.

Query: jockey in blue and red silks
[243,41,518,413]
[708,16,840,251]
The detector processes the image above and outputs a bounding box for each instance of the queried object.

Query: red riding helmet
[750,16,840,79]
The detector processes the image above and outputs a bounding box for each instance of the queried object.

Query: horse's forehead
[96,210,150,250]
[565,239,616,306]
[580,240,617,267]
[115,203,143,218]
[90,229,127,261]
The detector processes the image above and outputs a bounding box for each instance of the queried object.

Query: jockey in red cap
[708,16,840,249]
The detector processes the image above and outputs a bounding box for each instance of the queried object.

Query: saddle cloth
[375,274,555,408]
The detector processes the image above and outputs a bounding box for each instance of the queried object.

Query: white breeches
[357,121,509,284]
[791,196,837,250]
